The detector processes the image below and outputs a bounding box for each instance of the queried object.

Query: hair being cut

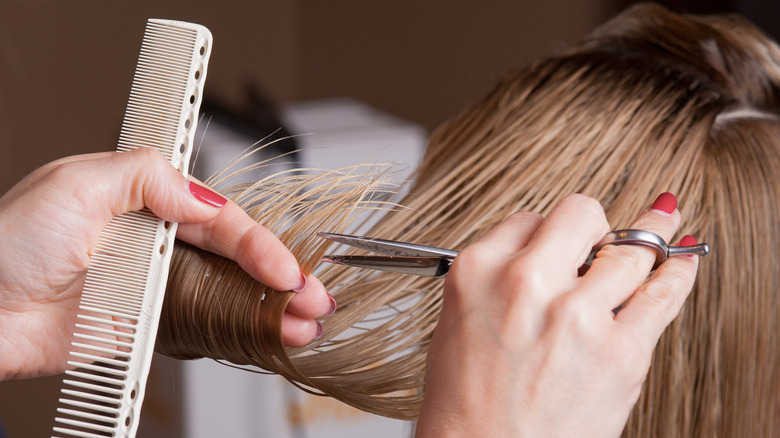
[156,3,780,436]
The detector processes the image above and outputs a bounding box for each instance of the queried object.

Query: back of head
[415,3,780,435]
[159,3,780,434]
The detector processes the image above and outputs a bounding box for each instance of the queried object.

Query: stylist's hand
[0,148,332,380]
[416,193,698,437]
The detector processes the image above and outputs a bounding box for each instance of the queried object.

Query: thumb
[99,147,226,223]
[98,148,307,292]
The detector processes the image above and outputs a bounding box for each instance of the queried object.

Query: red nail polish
[292,270,307,293]
[325,294,337,316]
[651,192,677,214]
[314,320,323,340]
[189,181,227,208]
[679,235,698,256]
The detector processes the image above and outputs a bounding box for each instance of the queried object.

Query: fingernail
[325,294,337,316]
[314,320,323,340]
[651,192,677,215]
[679,235,698,256]
[292,270,307,293]
[189,181,227,208]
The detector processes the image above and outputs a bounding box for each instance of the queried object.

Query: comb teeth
[53,19,212,438]
[117,19,209,176]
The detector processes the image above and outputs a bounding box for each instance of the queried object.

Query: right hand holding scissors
[416,193,699,437]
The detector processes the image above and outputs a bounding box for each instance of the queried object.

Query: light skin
[0,148,332,380]
[416,194,698,437]
[0,151,698,436]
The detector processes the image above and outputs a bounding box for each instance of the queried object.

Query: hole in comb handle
[130,382,138,400]
[177,135,189,156]
[184,111,195,130]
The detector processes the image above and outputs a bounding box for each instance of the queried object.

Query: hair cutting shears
[318,230,710,278]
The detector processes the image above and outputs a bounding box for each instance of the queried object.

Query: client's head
[159,3,780,435]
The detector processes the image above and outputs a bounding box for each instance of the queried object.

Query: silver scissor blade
[317,232,459,258]
[322,255,452,277]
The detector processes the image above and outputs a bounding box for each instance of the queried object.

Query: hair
[156,3,780,436]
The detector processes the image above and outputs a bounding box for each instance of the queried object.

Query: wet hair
[157,3,780,435]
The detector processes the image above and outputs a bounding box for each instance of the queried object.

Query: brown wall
[0,1,617,436]
[0,0,300,194]
[296,0,615,131]
[0,0,619,194]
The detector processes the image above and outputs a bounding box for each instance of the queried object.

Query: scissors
[318,229,710,278]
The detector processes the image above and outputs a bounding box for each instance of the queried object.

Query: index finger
[176,199,307,293]
[523,194,612,278]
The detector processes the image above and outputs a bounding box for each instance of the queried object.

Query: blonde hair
[157,3,780,435]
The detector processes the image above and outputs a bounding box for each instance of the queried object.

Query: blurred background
[1,0,777,436]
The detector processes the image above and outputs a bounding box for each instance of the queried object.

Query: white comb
[52,19,212,438]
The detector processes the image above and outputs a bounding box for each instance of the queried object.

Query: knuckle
[128,145,164,162]
[501,254,546,290]
[43,160,74,182]
[559,194,609,228]
[504,211,543,226]
[448,246,490,286]
[562,193,603,215]
[122,147,171,180]
[636,279,679,317]
[641,261,697,315]
[548,292,592,331]
[551,293,586,319]
[661,258,699,286]
[125,147,182,195]
[37,159,63,175]
[43,160,90,190]
[582,199,608,224]
[480,253,550,306]
[597,243,654,270]
[456,243,491,269]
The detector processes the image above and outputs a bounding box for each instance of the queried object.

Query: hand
[416,193,699,437]
[0,148,332,380]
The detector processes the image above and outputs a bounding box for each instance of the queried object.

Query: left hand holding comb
[0,148,331,380]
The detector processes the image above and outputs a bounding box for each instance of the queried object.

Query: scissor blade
[317,232,459,258]
[322,255,452,277]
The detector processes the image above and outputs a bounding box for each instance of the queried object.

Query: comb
[52,19,212,438]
